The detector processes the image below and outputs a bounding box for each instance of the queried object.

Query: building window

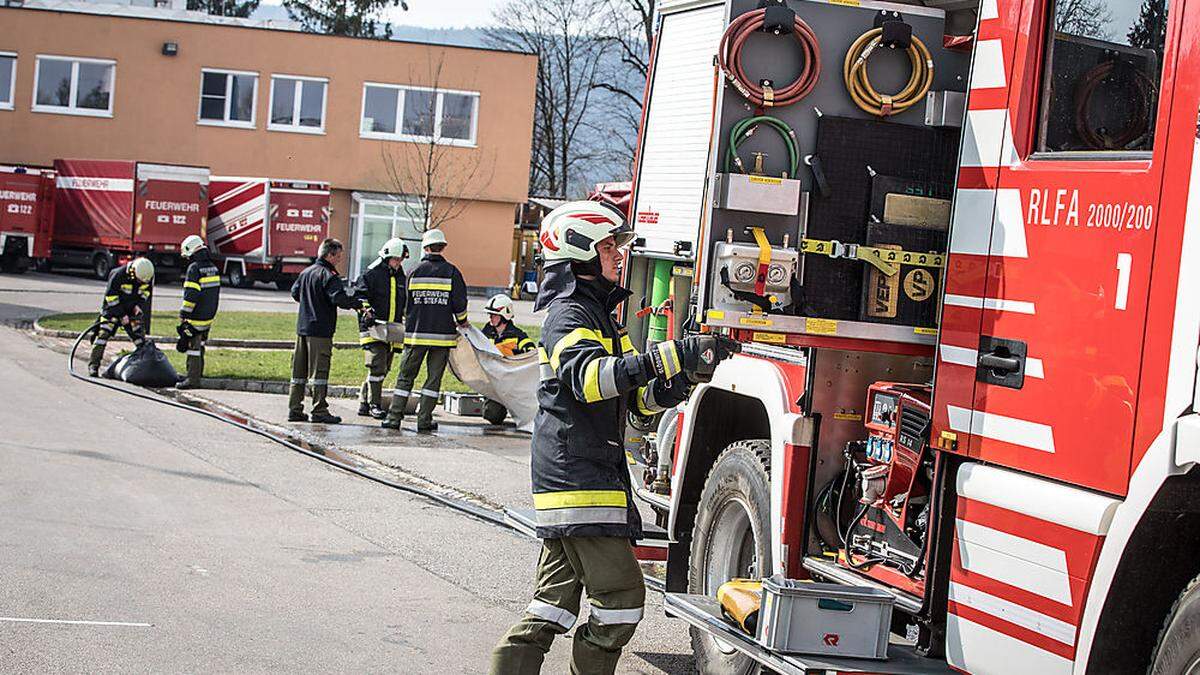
[349,193,425,279]
[359,83,479,146]
[269,75,327,134]
[0,52,15,110]
[32,55,115,117]
[1035,0,1169,154]
[199,69,257,128]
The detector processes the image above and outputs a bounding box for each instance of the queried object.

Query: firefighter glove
[648,335,741,384]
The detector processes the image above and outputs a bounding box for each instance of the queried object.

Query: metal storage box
[715,173,804,216]
[442,392,484,416]
[757,575,894,660]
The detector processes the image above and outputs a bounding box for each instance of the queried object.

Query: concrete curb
[32,316,360,350]
[193,377,426,411]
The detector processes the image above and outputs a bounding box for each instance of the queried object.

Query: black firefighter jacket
[100,264,151,321]
[483,322,535,356]
[180,249,220,328]
[530,264,690,539]
[354,258,407,347]
[290,258,362,338]
[404,253,467,348]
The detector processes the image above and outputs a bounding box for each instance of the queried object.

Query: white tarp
[449,326,539,433]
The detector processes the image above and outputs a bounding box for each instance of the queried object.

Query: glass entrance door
[349,193,426,279]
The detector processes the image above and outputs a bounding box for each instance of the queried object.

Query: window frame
[1027,0,1164,162]
[197,67,259,129]
[0,52,15,111]
[31,54,116,118]
[358,82,479,147]
[267,74,328,135]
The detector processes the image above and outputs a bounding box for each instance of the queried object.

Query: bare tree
[379,50,496,232]
[486,0,612,196]
[589,0,652,178]
[1054,0,1113,37]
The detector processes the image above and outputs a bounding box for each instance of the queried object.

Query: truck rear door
[0,167,43,239]
[934,0,1180,495]
[52,159,135,248]
[207,177,268,260]
[133,164,210,247]
[266,181,329,259]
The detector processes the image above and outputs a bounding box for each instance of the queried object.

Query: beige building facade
[0,2,536,288]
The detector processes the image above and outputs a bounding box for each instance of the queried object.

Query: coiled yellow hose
[843,28,934,117]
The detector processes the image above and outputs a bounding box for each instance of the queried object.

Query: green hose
[724,115,800,179]
[648,259,671,344]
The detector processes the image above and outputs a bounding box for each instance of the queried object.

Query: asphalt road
[0,269,542,326]
[0,283,693,672]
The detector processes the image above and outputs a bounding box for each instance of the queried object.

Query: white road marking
[0,616,153,627]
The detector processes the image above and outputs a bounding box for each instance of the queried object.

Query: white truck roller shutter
[630,1,725,255]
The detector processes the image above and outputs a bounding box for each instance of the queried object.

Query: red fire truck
[0,165,54,274]
[206,177,330,289]
[622,0,1199,671]
[49,159,210,280]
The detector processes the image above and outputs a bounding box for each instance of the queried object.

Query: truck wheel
[227,266,250,288]
[274,276,293,291]
[92,252,112,280]
[1150,572,1200,674]
[689,439,772,675]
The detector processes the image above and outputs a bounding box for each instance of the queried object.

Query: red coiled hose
[717,8,821,108]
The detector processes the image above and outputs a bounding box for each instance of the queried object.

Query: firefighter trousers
[288,336,333,415]
[89,316,147,371]
[359,342,402,408]
[386,345,449,426]
[490,536,645,675]
[182,328,209,383]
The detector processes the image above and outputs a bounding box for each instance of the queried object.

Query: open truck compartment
[206,177,329,287]
[622,0,988,666]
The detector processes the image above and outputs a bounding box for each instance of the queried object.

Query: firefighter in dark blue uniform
[381,228,468,433]
[490,202,738,674]
[176,235,220,389]
[88,257,154,377]
[354,237,408,419]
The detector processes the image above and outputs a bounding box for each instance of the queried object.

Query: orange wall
[0,7,535,288]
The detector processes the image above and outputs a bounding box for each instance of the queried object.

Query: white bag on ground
[449,326,539,433]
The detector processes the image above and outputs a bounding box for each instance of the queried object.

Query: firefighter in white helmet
[175,235,220,389]
[381,228,468,432]
[479,293,535,424]
[88,257,155,377]
[490,202,739,674]
[354,237,409,419]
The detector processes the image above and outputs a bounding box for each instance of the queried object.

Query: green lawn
[42,311,541,344]
[163,348,471,393]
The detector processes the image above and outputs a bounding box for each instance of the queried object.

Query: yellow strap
[533,490,627,510]
[750,227,772,268]
[549,327,610,370]
[799,237,945,277]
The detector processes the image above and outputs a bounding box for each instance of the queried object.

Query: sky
[261,0,506,28]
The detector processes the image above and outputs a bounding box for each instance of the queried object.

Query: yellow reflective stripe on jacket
[583,359,603,402]
[188,318,214,327]
[183,281,201,291]
[532,489,628,510]
[409,282,453,291]
[388,277,397,322]
[104,294,119,302]
[549,327,610,370]
[199,275,220,284]
[620,334,635,355]
[181,300,196,309]
[454,311,468,323]
[404,335,457,347]
[654,341,682,379]
[635,386,657,416]
[518,337,535,352]
[537,346,550,364]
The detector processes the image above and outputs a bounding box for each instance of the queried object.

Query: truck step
[663,592,950,674]
[802,556,923,614]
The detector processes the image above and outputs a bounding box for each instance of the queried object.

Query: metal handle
[978,352,1021,373]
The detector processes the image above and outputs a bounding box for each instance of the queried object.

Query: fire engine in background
[0,165,55,274]
[206,177,330,289]
[621,0,1200,672]
[48,159,210,281]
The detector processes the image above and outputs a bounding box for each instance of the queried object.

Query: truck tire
[689,439,773,675]
[227,265,251,289]
[92,252,112,280]
[1150,572,1200,674]
[275,276,294,291]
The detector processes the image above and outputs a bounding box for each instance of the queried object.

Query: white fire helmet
[181,234,205,258]
[539,201,633,265]
[485,293,515,321]
[378,237,408,261]
[130,257,155,283]
[421,228,448,249]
